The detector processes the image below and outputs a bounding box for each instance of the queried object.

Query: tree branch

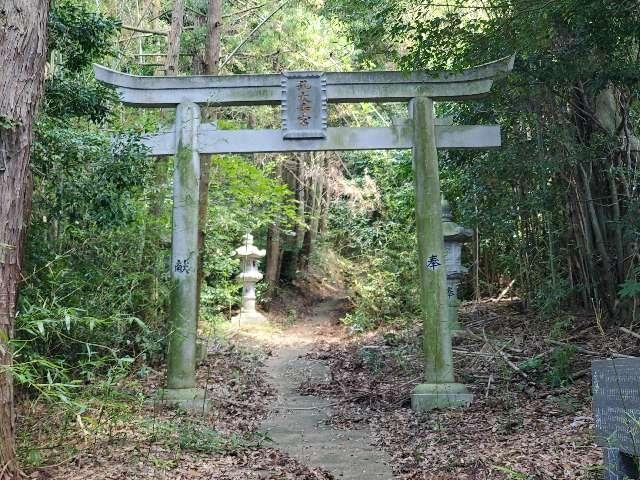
[121,24,168,35]
[219,0,289,70]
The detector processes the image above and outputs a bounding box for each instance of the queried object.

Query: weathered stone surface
[264,349,392,478]
[411,382,473,411]
[165,102,200,392]
[592,358,640,479]
[282,72,327,139]
[442,198,473,332]
[411,96,474,412]
[593,358,640,452]
[96,57,513,416]
[412,96,455,386]
[231,234,267,326]
[142,123,502,156]
[93,55,515,106]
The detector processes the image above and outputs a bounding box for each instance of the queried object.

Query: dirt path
[261,297,393,479]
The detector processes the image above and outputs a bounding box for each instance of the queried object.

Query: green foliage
[48,0,120,71]
[210,156,297,231]
[492,465,535,480]
[32,120,152,227]
[548,317,574,340]
[0,115,18,130]
[177,423,265,454]
[201,156,297,321]
[531,279,574,318]
[359,346,386,374]
[44,75,117,123]
[518,356,543,374]
[13,2,166,408]
[342,310,376,333]
[328,151,420,330]
[145,418,267,454]
[546,345,577,387]
[620,267,640,299]
[46,1,120,122]
[321,0,640,322]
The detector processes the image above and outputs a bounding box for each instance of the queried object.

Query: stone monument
[592,358,640,480]
[232,233,267,325]
[442,199,473,333]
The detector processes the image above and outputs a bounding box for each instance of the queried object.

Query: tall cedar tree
[0,0,50,475]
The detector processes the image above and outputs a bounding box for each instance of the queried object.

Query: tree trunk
[295,153,307,253]
[278,157,301,281]
[196,0,222,321]
[318,154,331,238]
[0,0,49,475]
[265,160,283,290]
[308,154,324,246]
[300,154,317,271]
[282,153,307,277]
[165,0,185,75]
[204,0,222,76]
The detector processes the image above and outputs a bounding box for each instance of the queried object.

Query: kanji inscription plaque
[281,72,327,139]
[592,358,640,479]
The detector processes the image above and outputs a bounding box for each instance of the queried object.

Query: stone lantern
[232,233,267,325]
[442,199,472,332]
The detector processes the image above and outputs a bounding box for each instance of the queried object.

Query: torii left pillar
[157,102,208,410]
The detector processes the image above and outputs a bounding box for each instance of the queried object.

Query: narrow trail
[261,297,393,479]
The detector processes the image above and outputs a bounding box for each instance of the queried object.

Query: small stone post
[442,198,473,333]
[159,102,207,409]
[232,233,267,325]
[410,95,472,411]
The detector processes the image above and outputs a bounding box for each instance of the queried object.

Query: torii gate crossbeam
[94,56,513,106]
[94,55,514,413]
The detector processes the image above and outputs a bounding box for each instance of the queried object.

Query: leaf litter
[16,296,633,479]
[16,337,333,479]
[298,299,623,479]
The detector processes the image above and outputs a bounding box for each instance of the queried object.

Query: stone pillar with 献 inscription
[157,102,208,411]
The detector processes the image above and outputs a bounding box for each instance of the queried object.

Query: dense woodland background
[2,0,640,475]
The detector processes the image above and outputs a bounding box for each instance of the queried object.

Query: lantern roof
[442,199,473,242]
[233,233,266,259]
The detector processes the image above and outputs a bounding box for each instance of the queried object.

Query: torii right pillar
[411,94,474,411]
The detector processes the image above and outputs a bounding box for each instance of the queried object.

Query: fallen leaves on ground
[17,339,333,480]
[300,300,619,479]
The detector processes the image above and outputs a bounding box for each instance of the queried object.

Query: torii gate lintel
[94,55,514,107]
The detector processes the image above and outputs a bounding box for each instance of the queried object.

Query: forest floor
[260,286,613,480]
[16,282,635,479]
[292,296,607,480]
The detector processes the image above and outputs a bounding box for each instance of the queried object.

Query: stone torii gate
[94,55,513,411]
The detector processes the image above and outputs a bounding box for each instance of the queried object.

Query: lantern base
[450,317,463,336]
[196,337,208,364]
[232,309,268,326]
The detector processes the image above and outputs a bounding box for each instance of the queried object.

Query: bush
[546,345,577,387]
